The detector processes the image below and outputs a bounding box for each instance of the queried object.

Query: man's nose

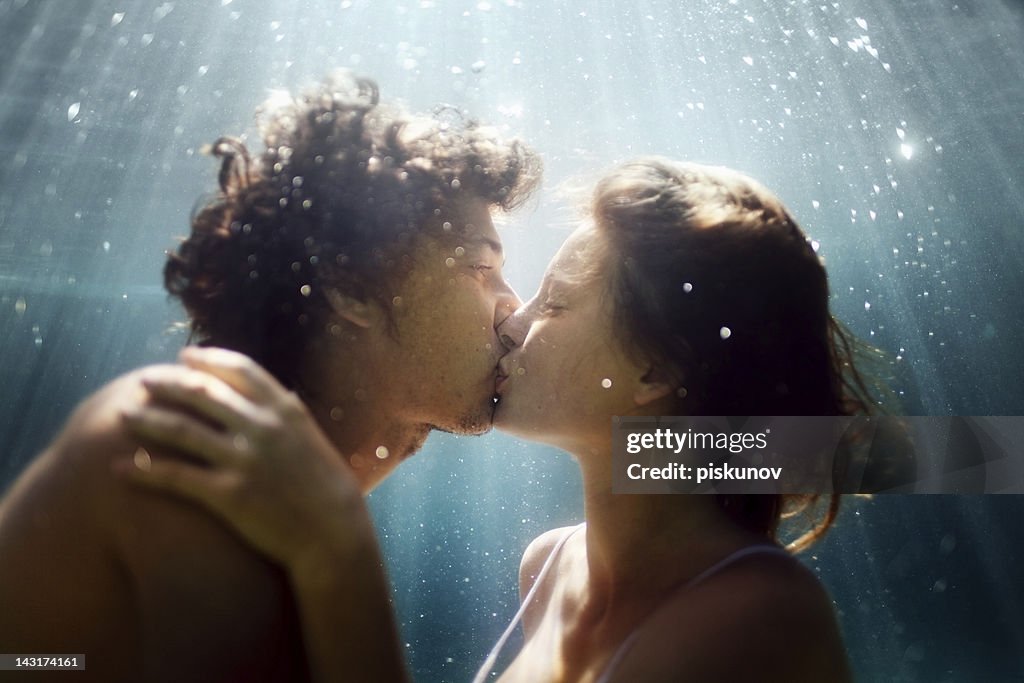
[496,300,529,350]
[495,281,523,328]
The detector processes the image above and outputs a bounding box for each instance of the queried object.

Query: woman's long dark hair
[589,158,884,551]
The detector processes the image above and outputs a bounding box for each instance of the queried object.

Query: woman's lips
[494,373,509,394]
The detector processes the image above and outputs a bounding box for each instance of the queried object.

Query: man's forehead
[449,199,503,253]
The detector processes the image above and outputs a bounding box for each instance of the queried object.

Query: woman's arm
[115,347,409,683]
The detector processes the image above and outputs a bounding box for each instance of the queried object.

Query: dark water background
[2,0,1023,680]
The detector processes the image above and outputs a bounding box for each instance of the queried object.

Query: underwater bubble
[900,144,913,160]
[140,33,154,47]
[300,285,311,297]
[939,533,956,554]
[392,296,403,307]
[451,178,462,190]
[471,60,486,73]
[855,17,868,30]
[67,102,80,121]
[330,406,344,421]
[111,12,125,26]
[719,326,732,340]
[516,367,525,376]
[454,246,465,257]
[445,257,456,267]
[14,297,27,315]
[153,3,174,21]
[133,447,152,471]
[601,378,612,389]
[233,434,249,451]
[683,282,693,293]
[442,221,452,231]
[375,446,390,460]
[742,56,753,66]
[102,241,111,252]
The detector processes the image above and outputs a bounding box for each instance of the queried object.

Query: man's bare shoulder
[0,366,306,681]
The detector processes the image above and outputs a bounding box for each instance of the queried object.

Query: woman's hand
[115,346,369,574]
[116,347,410,683]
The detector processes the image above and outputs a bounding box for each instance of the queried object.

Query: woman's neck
[574,446,765,612]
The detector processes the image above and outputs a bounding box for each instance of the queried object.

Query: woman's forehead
[545,224,597,276]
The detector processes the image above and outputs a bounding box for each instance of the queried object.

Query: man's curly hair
[166,71,541,388]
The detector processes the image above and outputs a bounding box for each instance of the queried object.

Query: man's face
[377,198,521,436]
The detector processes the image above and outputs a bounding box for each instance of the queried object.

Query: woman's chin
[493,400,535,437]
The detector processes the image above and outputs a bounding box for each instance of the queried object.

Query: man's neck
[297,337,430,494]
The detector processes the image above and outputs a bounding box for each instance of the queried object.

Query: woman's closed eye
[541,299,567,315]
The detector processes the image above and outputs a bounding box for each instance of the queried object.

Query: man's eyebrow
[470,236,503,256]
[463,235,504,266]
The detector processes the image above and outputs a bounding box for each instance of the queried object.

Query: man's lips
[494,360,511,395]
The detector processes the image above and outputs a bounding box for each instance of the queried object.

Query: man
[0,71,540,681]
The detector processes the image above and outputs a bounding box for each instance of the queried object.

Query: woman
[119,158,873,681]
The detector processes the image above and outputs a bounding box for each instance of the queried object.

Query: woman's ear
[633,366,675,407]
[325,289,375,329]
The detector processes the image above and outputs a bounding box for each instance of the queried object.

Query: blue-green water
[2,1,1023,681]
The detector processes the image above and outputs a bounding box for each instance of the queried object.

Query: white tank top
[472,523,794,683]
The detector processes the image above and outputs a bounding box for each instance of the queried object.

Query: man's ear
[634,366,675,407]
[325,289,375,329]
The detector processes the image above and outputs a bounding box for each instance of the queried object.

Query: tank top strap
[594,544,794,683]
[471,523,586,683]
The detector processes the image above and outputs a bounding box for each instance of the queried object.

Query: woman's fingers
[138,365,255,433]
[121,405,242,467]
[179,346,290,406]
[112,454,236,513]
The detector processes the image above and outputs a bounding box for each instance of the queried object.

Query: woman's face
[493,224,650,453]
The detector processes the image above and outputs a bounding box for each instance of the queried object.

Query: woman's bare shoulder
[518,525,579,598]
[609,549,852,683]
